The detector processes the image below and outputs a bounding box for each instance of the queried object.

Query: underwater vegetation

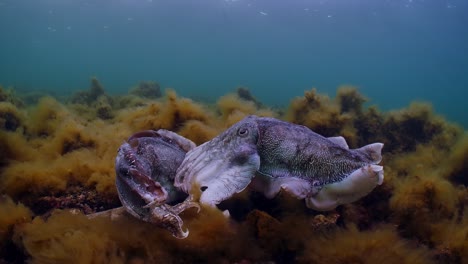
[0,79,467,263]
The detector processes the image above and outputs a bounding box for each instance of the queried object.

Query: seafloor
[0,79,467,264]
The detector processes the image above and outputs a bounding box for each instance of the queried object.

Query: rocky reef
[0,80,467,263]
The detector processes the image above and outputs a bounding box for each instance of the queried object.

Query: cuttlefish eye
[237,127,249,137]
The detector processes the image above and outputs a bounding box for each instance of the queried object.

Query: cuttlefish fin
[328,136,349,149]
[357,143,384,164]
[306,164,384,211]
[157,129,197,152]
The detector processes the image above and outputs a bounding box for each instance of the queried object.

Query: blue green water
[1,0,467,126]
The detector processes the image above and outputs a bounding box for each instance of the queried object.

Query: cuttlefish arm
[174,117,260,206]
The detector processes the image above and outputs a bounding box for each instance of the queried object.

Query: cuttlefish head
[174,116,261,206]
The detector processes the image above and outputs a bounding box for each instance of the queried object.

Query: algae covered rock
[129,81,162,99]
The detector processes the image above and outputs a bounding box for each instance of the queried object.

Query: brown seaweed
[0,84,467,263]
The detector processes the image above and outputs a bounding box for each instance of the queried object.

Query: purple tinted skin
[115,130,199,239]
[175,115,383,210]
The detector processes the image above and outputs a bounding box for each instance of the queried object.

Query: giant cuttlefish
[175,115,384,211]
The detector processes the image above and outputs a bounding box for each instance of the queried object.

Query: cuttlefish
[175,115,384,211]
[112,115,383,238]
[114,129,200,238]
